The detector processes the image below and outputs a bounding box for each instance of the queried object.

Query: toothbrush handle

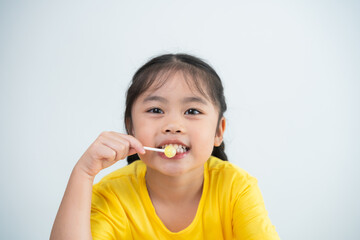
[144,146,165,153]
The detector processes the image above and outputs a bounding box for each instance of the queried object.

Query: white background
[1,0,359,239]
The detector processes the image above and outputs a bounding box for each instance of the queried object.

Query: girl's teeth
[161,144,188,153]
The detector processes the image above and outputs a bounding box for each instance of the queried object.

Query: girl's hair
[124,53,227,164]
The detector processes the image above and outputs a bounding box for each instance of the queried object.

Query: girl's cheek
[133,125,156,143]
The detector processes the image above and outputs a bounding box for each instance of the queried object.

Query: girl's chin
[144,161,206,178]
[144,162,191,177]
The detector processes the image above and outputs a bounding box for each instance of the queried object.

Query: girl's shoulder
[206,156,258,187]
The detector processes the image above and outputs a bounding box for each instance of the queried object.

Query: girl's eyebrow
[143,95,208,105]
[183,96,208,105]
[143,95,167,103]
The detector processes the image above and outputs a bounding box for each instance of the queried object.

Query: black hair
[124,53,227,164]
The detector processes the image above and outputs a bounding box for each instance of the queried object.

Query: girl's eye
[147,108,164,114]
[185,108,201,115]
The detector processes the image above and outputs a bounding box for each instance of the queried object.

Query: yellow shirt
[91,157,280,239]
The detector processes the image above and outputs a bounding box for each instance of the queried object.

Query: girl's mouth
[161,144,190,154]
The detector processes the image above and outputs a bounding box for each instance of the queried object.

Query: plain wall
[0,0,359,239]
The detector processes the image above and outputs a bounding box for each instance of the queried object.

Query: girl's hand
[76,131,145,178]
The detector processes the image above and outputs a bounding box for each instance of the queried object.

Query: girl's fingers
[77,131,145,177]
[105,131,145,155]
[97,131,145,161]
[98,135,129,161]
[96,143,117,161]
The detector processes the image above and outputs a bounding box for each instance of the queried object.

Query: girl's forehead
[141,72,212,101]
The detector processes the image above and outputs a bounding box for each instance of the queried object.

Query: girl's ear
[214,117,226,147]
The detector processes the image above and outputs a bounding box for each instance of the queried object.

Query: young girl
[50,54,280,239]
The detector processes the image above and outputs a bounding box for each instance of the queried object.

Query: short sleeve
[232,177,280,240]
[91,184,130,240]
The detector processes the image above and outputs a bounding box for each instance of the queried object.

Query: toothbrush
[143,145,177,158]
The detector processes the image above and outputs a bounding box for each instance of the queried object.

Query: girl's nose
[165,128,181,133]
[162,119,185,134]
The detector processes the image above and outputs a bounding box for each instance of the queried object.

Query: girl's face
[131,72,225,177]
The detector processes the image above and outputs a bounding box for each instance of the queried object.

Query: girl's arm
[50,131,145,240]
[50,163,94,240]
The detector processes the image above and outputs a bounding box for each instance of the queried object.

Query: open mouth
[160,144,190,154]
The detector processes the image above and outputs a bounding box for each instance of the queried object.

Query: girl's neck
[145,166,204,205]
